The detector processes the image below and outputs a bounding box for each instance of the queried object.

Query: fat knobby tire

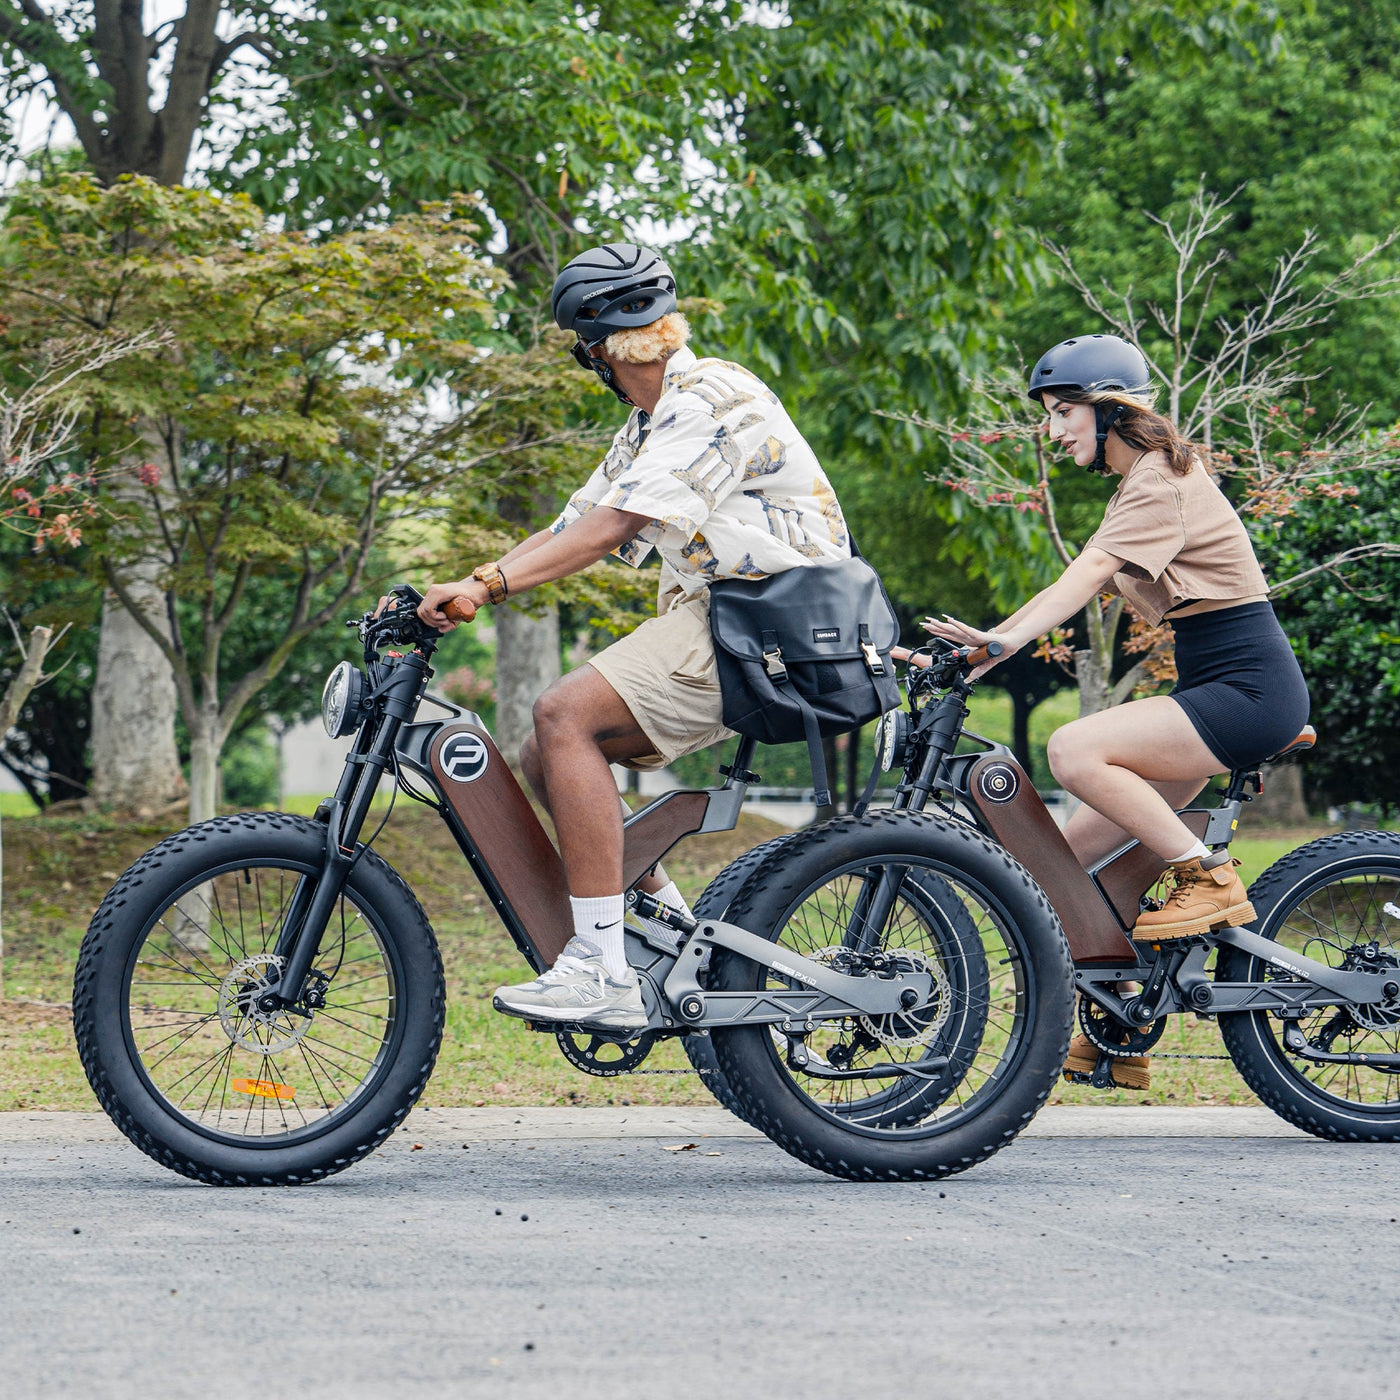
[72,812,446,1186]
[1217,829,1400,1142]
[708,810,1074,1180]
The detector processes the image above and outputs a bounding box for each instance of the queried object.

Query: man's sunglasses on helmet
[570,337,602,372]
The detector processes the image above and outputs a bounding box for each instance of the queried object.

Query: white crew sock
[1166,839,1210,865]
[640,880,693,952]
[568,894,628,979]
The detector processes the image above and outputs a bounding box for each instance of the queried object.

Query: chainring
[554,1028,658,1077]
[1079,997,1167,1058]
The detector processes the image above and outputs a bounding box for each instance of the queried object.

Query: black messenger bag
[708,550,901,807]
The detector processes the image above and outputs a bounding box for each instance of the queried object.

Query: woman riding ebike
[691,334,1400,1143]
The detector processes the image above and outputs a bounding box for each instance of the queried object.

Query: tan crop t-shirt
[1085,457,1269,625]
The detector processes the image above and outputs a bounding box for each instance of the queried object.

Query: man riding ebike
[416,242,852,1030]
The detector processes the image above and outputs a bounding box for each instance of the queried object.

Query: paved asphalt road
[1,1107,1396,1399]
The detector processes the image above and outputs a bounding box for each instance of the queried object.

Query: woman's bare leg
[1061,777,1210,869]
[1048,696,1226,862]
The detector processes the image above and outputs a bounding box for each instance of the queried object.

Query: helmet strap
[1091,404,1126,476]
[573,337,635,406]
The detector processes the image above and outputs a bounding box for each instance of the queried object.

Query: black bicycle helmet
[552,243,677,404]
[552,243,676,341]
[1027,334,1152,475]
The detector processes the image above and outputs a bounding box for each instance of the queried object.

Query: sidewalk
[0,1104,1306,1144]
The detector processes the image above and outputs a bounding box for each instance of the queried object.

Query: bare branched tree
[0,330,160,1000]
[883,181,1400,718]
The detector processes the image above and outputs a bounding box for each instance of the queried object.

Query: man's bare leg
[521,664,675,898]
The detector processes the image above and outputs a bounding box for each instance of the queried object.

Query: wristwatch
[471,561,509,606]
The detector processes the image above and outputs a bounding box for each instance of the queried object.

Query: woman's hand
[921,614,1019,679]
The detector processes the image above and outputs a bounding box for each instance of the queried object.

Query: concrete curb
[0,1104,1307,1145]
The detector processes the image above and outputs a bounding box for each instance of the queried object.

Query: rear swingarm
[663,918,936,1031]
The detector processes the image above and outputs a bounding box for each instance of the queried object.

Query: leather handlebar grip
[967,640,1004,667]
[443,596,477,625]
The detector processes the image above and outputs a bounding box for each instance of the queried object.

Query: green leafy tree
[1255,465,1400,815]
[1009,0,1400,425]
[0,174,598,821]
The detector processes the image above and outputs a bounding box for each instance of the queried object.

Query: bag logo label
[812,627,841,643]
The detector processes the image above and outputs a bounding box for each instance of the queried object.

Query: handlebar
[899,637,1003,689]
[443,596,477,625]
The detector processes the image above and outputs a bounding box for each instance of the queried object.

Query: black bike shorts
[1169,600,1310,771]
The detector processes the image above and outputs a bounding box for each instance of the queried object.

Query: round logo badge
[977,762,1019,804]
[441,732,489,783]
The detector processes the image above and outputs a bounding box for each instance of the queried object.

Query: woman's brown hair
[1081,389,1200,476]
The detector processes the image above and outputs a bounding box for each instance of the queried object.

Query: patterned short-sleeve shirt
[551,346,849,594]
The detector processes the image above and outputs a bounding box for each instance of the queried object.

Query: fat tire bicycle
[73,588,1076,1185]
[690,638,1400,1142]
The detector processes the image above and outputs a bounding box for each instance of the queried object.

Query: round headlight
[321,661,365,739]
[876,709,910,773]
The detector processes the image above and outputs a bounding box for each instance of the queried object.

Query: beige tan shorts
[586,590,735,771]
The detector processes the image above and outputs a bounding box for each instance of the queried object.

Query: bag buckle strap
[859,625,885,677]
[760,629,788,682]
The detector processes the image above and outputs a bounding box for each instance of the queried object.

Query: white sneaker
[493,946,647,1029]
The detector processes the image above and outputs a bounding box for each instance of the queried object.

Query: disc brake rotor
[857,948,950,1049]
[217,953,311,1056]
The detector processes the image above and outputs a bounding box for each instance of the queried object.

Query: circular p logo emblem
[441,732,489,783]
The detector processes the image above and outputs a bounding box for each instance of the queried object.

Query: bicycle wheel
[684,833,990,1129]
[73,812,445,1185]
[710,811,1073,1180]
[1218,830,1400,1140]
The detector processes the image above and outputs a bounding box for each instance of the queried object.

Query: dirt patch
[0,1000,74,1030]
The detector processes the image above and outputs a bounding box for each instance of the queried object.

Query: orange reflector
[231,1078,296,1100]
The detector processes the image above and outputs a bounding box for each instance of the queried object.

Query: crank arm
[1213,926,1399,1004]
[1282,1023,1400,1071]
[663,918,935,1023]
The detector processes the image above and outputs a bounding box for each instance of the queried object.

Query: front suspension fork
[267,655,427,1009]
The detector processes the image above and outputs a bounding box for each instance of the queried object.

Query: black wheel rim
[1255,858,1400,1111]
[754,855,1035,1140]
[120,858,405,1147]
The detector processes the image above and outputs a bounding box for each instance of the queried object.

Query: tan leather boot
[1063,1033,1151,1090]
[1134,850,1255,942]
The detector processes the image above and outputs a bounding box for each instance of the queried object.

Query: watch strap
[472,562,508,606]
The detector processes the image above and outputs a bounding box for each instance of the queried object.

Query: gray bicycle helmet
[552,243,677,404]
[1027,334,1152,475]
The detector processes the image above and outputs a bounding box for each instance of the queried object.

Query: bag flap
[709,557,900,663]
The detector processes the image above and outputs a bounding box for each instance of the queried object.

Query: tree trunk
[493,603,561,765]
[88,579,185,816]
[1009,689,1033,773]
[1073,647,1112,718]
[187,714,221,825]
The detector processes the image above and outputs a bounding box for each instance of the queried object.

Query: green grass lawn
[0,798,1339,1114]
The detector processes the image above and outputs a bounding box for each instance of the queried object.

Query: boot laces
[1163,863,1205,909]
